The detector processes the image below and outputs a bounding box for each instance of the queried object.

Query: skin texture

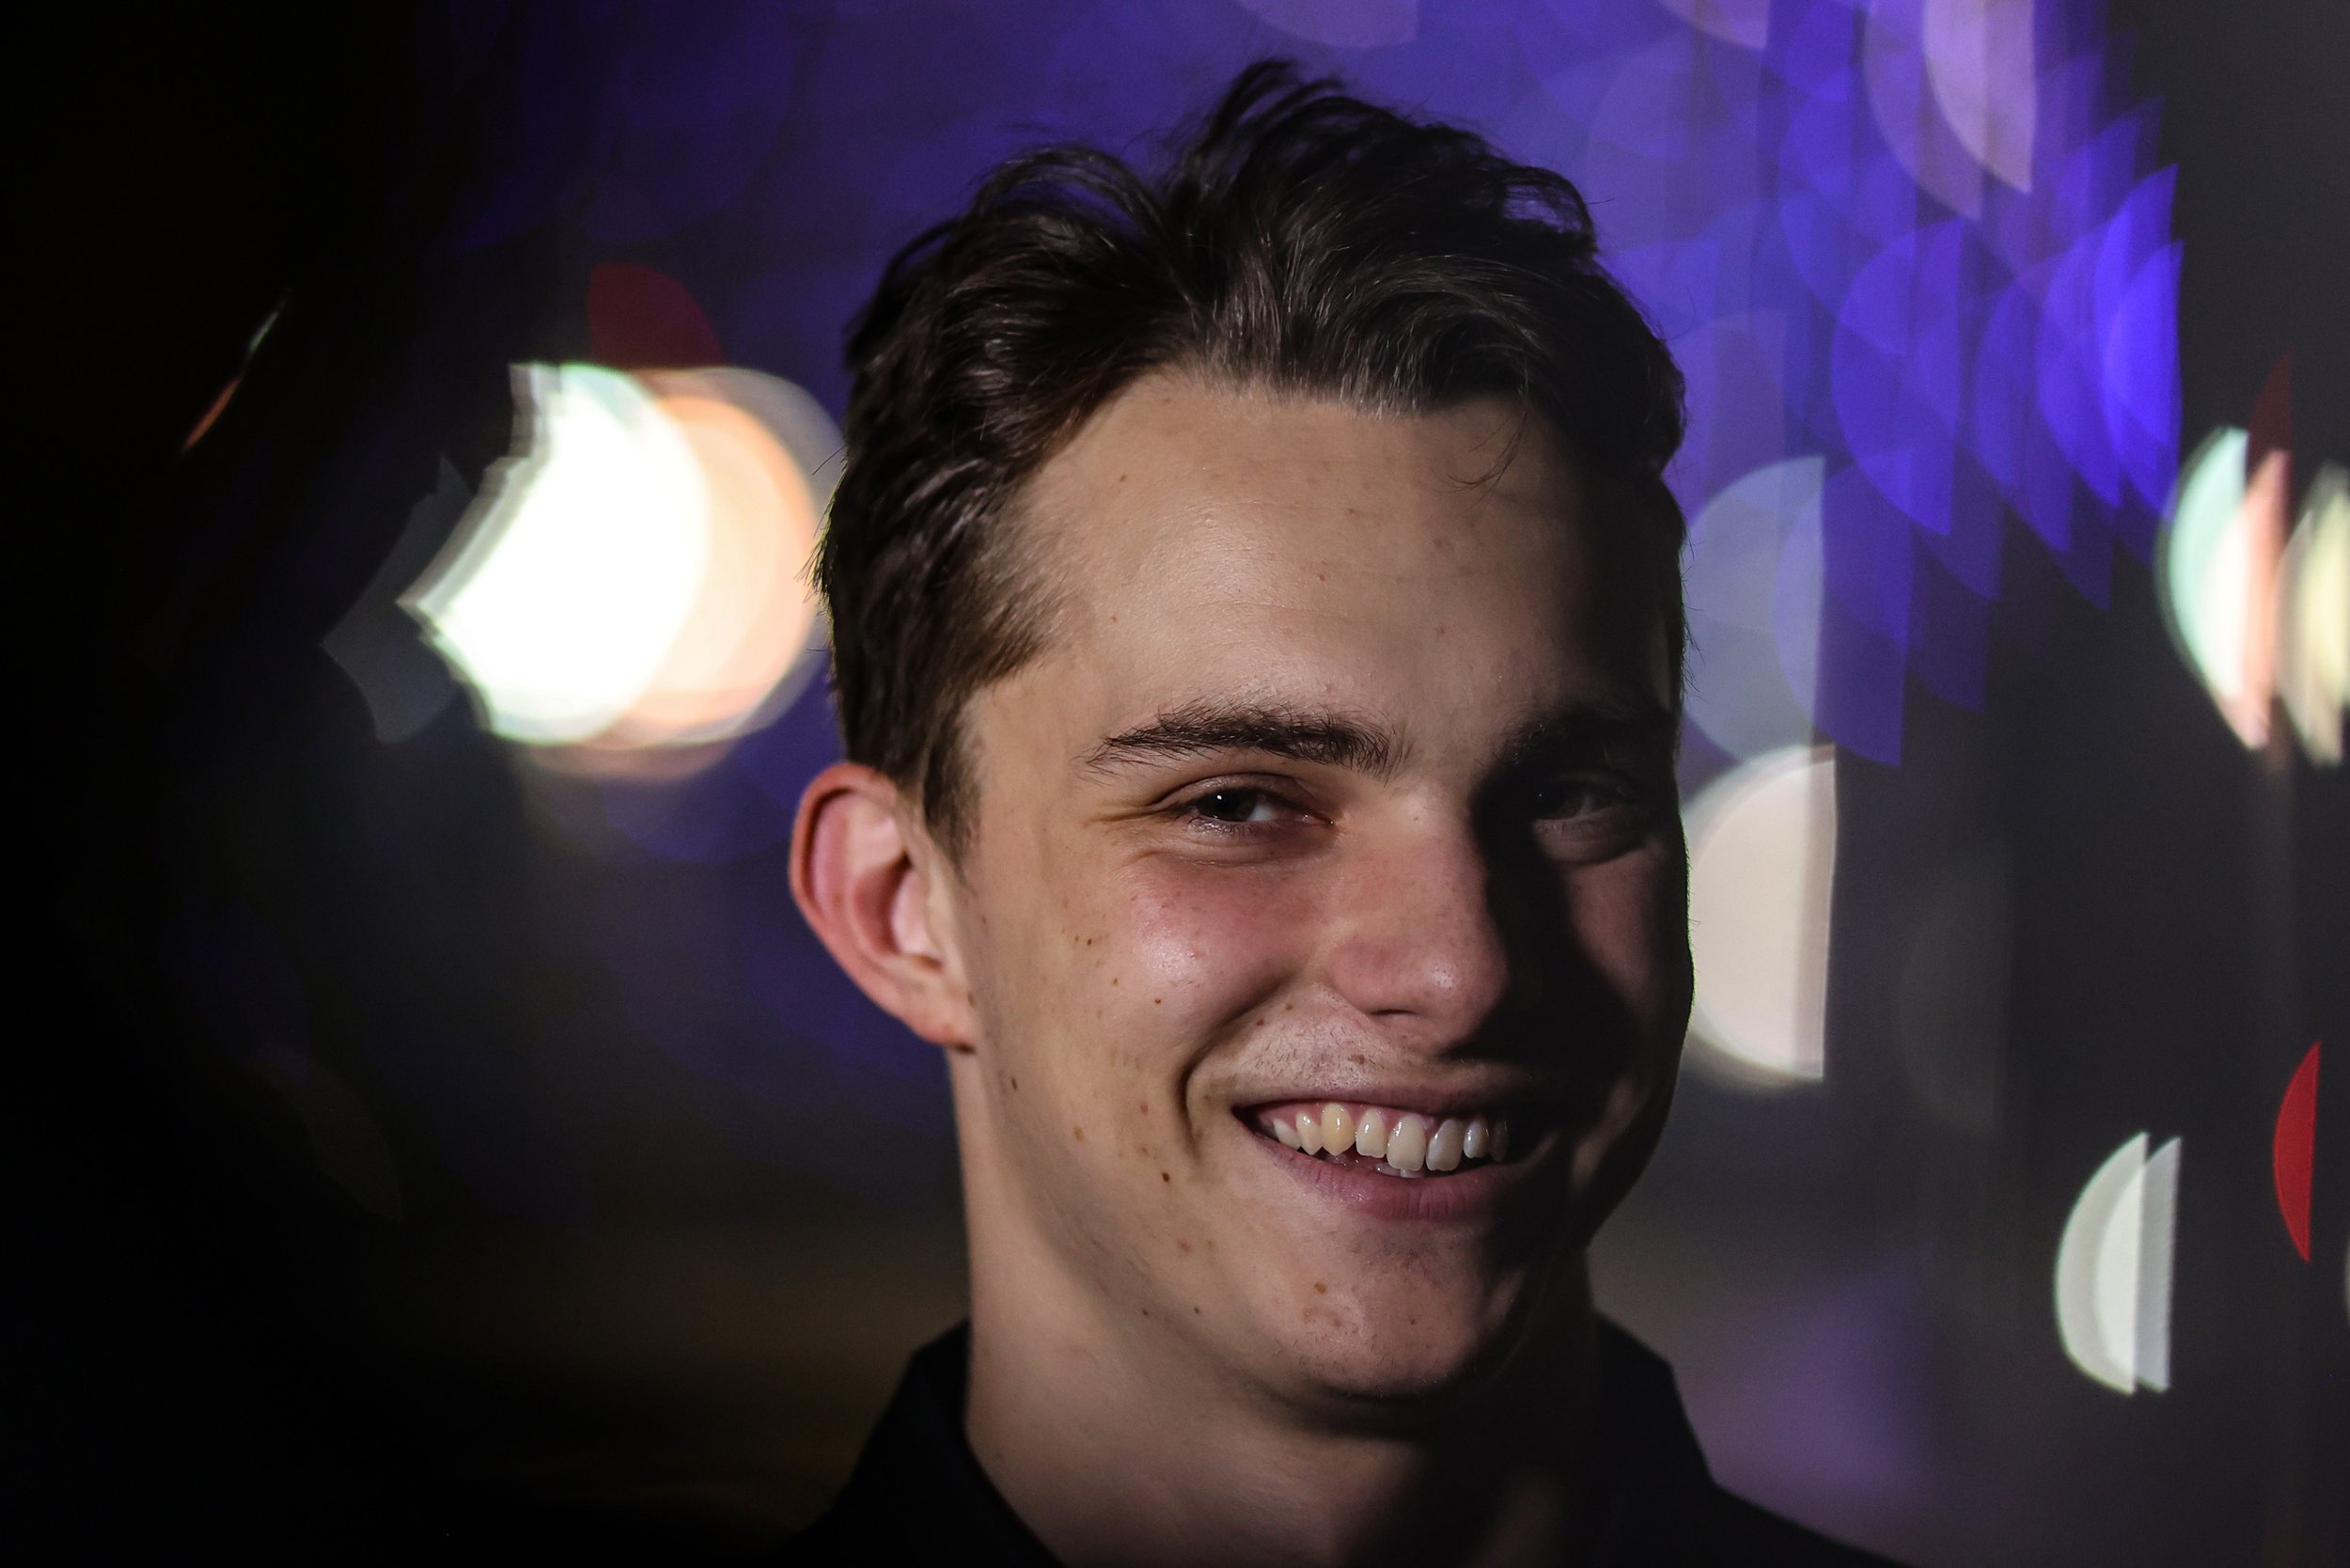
[791,376,1693,1567]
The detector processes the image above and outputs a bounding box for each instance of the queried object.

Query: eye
[1187,787,1288,825]
[1529,775,1633,819]
[1156,778,1327,857]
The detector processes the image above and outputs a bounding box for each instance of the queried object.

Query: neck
[961,1215,1606,1568]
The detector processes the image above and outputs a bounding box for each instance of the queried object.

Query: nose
[1319,813,1527,1042]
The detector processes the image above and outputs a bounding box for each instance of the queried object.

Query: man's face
[937,376,1691,1409]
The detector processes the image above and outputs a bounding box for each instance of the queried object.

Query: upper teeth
[1267,1103,1512,1175]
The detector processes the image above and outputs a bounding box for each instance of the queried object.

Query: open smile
[1235,1098,1548,1220]
[1248,1099,1514,1177]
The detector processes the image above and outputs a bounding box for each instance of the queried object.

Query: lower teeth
[1314,1148,1443,1178]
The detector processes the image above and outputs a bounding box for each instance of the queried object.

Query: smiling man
[785,63,1891,1568]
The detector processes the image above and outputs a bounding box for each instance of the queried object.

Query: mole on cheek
[1073,1125,1086,1141]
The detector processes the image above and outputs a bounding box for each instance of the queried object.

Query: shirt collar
[791,1315,1726,1566]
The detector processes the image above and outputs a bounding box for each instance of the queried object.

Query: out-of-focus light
[1656,0,1769,52]
[323,460,475,744]
[1233,0,1418,49]
[2279,465,2348,763]
[180,303,284,452]
[2160,427,2280,749]
[2161,431,2344,762]
[588,261,725,369]
[410,364,710,745]
[2273,1043,2321,1263]
[1865,0,1998,218]
[1923,0,2037,194]
[604,374,824,747]
[182,375,243,452]
[1684,457,1827,761]
[2055,1132,2178,1395]
[405,363,832,766]
[1684,745,1836,1088]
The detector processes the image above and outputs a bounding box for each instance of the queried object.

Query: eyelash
[1165,773,1653,837]
[1529,774,1645,821]
[1169,782,1314,835]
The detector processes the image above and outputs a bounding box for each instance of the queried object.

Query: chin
[1261,1274,1552,1417]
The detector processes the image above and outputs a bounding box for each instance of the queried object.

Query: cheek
[1566,842,1693,1037]
[1066,864,1314,1084]
[964,859,1323,1293]
[989,856,1313,1113]
[1554,845,1690,1215]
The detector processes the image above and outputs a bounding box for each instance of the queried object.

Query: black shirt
[781,1321,1902,1566]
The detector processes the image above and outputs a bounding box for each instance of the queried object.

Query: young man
[786,63,1894,1567]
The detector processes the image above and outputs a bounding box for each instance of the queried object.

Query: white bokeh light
[1922,0,2037,195]
[1683,456,1827,762]
[403,363,834,764]
[2160,426,2289,749]
[2279,463,2347,764]
[613,374,824,747]
[2160,431,2345,763]
[2054,1132,2179,1395]
[407,364,713,745]
[1684,745,1837,1088]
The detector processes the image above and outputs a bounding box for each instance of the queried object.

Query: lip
[1233,1084,1536,1123]
[1233,1107,1545,1223]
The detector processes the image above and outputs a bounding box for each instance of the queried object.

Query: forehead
[980,375,1668,776]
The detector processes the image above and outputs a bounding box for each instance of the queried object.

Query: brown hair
[819,61,1686,852]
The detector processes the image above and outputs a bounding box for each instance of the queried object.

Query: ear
[790,761,979,1050]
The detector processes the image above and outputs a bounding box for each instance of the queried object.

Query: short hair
[819,60,1686,853]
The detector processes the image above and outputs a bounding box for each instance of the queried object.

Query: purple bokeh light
[417,0,2179,1129]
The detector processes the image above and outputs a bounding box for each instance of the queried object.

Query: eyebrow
[1495,702,1680,772]
[1078,695,1679,781]
[1080,700,1405,779]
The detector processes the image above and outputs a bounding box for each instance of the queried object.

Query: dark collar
[782,1320,1896,1566]
[788,1322,1058,1565]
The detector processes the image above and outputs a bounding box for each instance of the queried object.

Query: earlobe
[790,761,978,1049]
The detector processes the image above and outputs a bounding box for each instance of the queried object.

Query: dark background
[21,2,2345,1562]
